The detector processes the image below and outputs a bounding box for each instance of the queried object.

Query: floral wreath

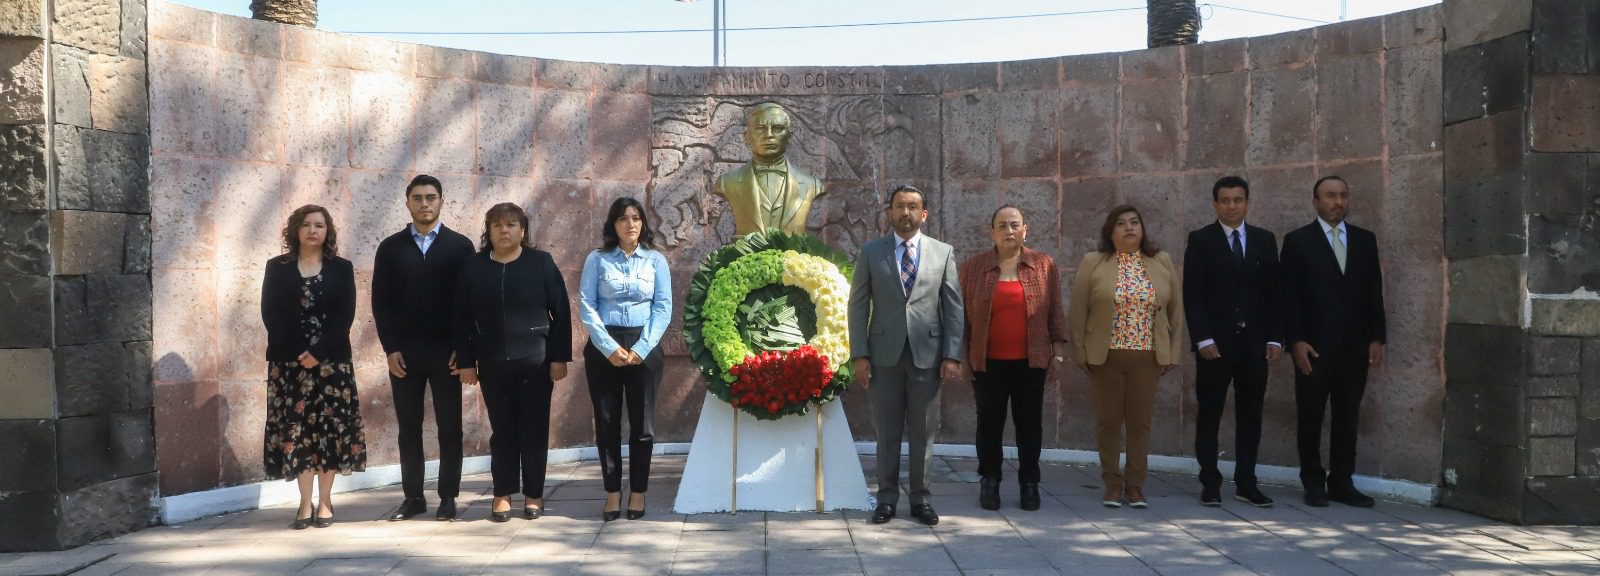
[683,231,854,420]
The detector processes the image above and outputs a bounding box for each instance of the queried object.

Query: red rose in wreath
[727,345,835,417]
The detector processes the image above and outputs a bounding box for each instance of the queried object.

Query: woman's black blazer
[453,248,572,370]
[261,254,356,363]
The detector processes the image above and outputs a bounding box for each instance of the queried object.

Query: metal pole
[712,0,721,66]
[720,0,728,66]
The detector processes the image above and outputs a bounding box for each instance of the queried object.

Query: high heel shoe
[290,516,313,530]
[626,493,646,520]
[490,497,512,523]
[603,492,622,522]
[523,504,543,520]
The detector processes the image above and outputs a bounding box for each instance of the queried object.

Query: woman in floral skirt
[261,204,366,529]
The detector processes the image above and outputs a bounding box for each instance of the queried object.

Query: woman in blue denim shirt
[579,197,672,521]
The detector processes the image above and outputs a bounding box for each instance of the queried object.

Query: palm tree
[1147,0,1200,47]
[250,0,317,27]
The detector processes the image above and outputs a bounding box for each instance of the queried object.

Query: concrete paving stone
[408,535,513,557]
[386,556,492,576]
[480,554,584,576]
[675,528,765,551]
[947,544,1055,571]
[767,513,849,531]
[571,553,674,576]
[599,529,684,554]
[498,531,597,557]
[960,569,1062,576]
[768,548,862,574]
[292,557,403,575]
[767,528,855,550]
[670,550,764,575]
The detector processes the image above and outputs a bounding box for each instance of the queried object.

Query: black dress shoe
[1200,485,1222,507]
[290,516,313,530]
[1303,489,1330,507]
[602,510,621,522]
[870,503,896,524]
[313,514,334,528]
[435,498,457,521]
[1330,486,1376,508]
[1235,487,1274,508]
[978,477,1000,510]
[1019,483,1041,511]
[523,506,543,520]
[490,510,512,523]
[389,497,427,521]
[910,503,939,526]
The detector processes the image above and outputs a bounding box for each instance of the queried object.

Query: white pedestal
[673,395,871,513]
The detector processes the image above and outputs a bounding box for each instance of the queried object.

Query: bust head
[744,103,793,164]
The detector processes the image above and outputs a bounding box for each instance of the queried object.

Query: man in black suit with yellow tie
[1183,176,1281,508]
[1280,175,1386,508]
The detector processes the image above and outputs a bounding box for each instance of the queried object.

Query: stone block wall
[142,2,1448,498]
[0,0,156,552]
[1440,0,1600,524]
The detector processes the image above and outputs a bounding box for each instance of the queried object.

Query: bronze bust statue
[714,103,826,236]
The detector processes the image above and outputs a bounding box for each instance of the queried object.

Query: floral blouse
[1111,251,1157,351]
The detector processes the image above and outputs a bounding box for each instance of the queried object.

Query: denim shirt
[578,246,672,358]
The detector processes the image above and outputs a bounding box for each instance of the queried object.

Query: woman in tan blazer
[1067,204,1184,509]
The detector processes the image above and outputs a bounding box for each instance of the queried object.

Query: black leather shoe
[1330,486,1375,508]
[490,510,512,523]
[313,514,334,528]
[1235,487,1274,508]
[1019,483,1041,511]
[290,516,313,530]
[870,503,896,524]
[910,503,939,526]
[978,477,1000,510]
[1303,489,1330,507]
[388,497,426,521]
[523,506,543,520]
[435,498,457,521]
[1200,485,1221,507]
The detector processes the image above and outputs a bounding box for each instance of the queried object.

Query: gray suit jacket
[848,233,965,370]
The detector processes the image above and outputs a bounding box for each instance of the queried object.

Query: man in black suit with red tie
[1183,176,1281,508]
[1280,175,1386,508]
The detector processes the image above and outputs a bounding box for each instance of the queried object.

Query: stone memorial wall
[142,2,1449,500]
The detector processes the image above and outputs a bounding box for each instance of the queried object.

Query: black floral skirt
[263,361,367,479]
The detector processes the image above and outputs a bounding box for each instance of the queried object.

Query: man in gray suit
[849,184,965,526]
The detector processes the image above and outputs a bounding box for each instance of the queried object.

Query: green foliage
[682,230,856,419]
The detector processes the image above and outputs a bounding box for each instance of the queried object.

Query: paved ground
[3,455,1598,575]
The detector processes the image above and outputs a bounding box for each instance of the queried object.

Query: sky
[171,0,1441,66]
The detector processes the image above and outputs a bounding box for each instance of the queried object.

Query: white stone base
[673,396,871,514]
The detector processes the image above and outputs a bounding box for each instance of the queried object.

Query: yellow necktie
[1332,227,1347,273]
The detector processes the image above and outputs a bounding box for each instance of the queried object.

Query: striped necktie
[900,240,917,295]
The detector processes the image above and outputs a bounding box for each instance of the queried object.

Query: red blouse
[987,280,1029,360]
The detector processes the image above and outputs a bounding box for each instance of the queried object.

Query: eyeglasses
[409,194,441,203]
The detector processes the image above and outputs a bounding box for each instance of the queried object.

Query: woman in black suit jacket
[454,202,573,522]
[261,204,366,530]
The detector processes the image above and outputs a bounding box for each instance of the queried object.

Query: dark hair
[1097,204,1158,257]
[888,184,926,208]
[479,202,532,252]
[1211,176,1250,201]
[282,204,339,258]
[406,174,443,197]
[990,204,1023,226]
[1312,175,1347,198]
[601,196,656,252]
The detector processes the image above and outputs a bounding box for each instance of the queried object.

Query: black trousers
[477,357,553,498]
[1193,334,1268,490]
[583,326,662,494]
[1294,339,1369,491]
[972,359,1046,484]
[389,356,463,500]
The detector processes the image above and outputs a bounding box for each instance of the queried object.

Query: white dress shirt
[1196,221,1280,353]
